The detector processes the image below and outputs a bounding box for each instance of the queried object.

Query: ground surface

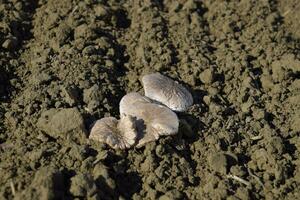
[0,0,300,199]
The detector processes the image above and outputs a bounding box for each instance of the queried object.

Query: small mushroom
[120,92,179,147]
[142,73,193,112]
[89,115,137,149]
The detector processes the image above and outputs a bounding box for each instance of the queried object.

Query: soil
[0,0,300,199]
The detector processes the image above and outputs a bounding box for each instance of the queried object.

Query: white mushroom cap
[119,92,152,116]
[142,73,193,112]
[119,92,179,147]
[89,116,137,149]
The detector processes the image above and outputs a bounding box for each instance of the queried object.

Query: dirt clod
[37,108,86,142]
[69,173,97,198]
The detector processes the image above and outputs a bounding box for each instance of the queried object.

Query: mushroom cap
[119,92,152,115]
[142,73,193,112]
[89,116,137,149]
[119,92,179,147]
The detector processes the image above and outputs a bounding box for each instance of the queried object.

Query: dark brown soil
[1,0,300,199]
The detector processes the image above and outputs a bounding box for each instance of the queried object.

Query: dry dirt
[0,0,300,199]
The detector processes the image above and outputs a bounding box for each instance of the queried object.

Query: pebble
[2,37,18,50]
[200,68,214,84]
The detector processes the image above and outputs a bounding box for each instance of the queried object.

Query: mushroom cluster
[89,73,193,149]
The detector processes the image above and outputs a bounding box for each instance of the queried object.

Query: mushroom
[119,92,152,115]
[142,73,193,112]
[89,115,137,149]
[120,92,179,147]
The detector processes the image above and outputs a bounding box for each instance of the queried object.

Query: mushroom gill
[142,73,193,112]
[89,115,137,149]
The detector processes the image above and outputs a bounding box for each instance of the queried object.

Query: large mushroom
[89,115,137,149]
[142,73,193,112]
[119,92,179,147]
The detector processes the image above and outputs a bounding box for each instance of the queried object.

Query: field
[0,0,300,199]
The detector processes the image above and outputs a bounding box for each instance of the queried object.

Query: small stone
[94,5,108,17]
[183,0,198,11]
[199,68,214,84]
[105,60,114,67]
[203,95,211,105]
[241,102,252,113]
[260,75,273,90]
[207,87,219,95]
[2,37,18,50]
